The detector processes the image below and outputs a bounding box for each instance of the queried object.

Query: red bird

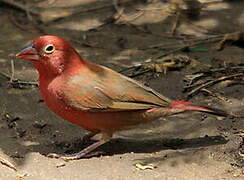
[16,35,228,160]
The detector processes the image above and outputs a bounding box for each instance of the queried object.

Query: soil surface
[0,0,243,179]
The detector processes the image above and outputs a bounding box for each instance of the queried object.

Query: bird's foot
[47,132,111,161]
[47,152,87,161]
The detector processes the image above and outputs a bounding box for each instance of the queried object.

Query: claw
[47,152,87,161]
[46,153,62,159]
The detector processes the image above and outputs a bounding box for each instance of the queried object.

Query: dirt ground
[0,0,243,179]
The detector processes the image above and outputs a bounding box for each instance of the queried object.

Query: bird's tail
[170,101,229,117]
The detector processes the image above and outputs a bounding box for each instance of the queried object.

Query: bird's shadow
[41,135,228,158]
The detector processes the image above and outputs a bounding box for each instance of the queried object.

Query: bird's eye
[43,44,55,54]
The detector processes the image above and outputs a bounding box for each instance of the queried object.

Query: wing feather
[61,62,171,112]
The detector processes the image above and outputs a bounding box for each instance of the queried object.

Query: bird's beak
[16,44,39,61]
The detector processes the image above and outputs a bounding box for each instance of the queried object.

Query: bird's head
[16,35,82,76]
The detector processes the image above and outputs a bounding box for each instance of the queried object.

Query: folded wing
[61,61,172,112]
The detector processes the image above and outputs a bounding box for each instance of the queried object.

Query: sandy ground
[0,0,243,179]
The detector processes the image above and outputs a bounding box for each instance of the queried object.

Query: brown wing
[61,61,172,112]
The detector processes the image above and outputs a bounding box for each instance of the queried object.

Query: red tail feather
[170,101,228,117]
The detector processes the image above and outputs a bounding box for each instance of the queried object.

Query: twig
[7,7,45,34]
[171,12,180,35]
[185,18,220,35]
[12,81,38,86]
[25,0,46,34]
[121,32,240,78]
[200,88,230,102]
[0,71,38,87]
[119,64,150,78]
[0,0,39,15]
[129,69,151,78]
[135,7,166,11]
[198,66,244,74]
[141,33,227,51]
[10,59,15,83]
[184,73,206,88]
[187,73,243,97]
[152,46,186,60]
[0,72,11,79]
[113,0,124,16]
[119,65,140,74]
[128,23,191,40]
[0,156,17,171]
[184,65,244,90]
[126,11,144,23]
[8,10,29,31]
[148,32,241,60]
[39,0,136,23]
[184,80,207,90]
[111,0,144,24]
[112,0,125,24]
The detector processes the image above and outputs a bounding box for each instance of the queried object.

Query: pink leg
[47,131,113,160]
[82,131,99,143]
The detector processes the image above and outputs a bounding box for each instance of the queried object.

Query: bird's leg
[47,131,113,160]
[82,131,99,143]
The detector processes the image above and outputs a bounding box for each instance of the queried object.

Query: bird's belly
[56,104,148,131]
[41,90,161,132]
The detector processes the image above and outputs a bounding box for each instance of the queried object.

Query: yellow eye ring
[43,44,55,54]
